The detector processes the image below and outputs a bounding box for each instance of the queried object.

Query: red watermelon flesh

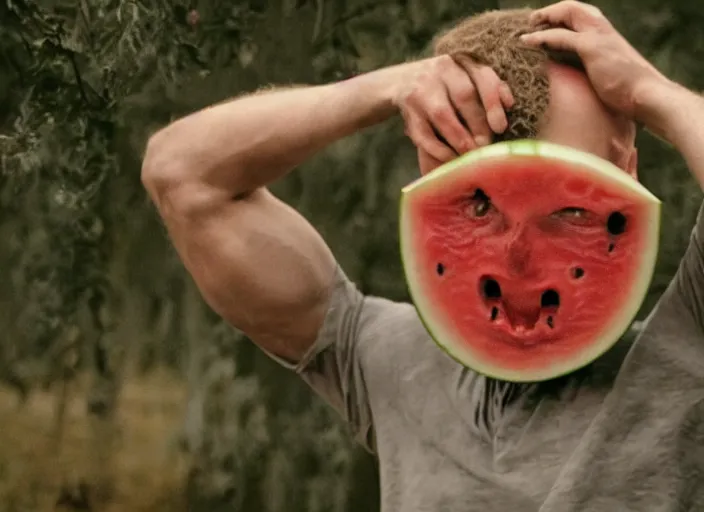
[400,140,660,382]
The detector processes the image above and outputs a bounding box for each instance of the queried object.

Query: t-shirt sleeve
[674,199,704,325]
[262,264,396,452]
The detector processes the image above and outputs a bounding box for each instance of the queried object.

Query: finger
[530,1,607,33]
[421,91,475,154]
[499,82,515,111]
[520,28,586,55]
[441,62,491,145]
[458,57,512,134]
[417,147,444,176]
[432,125,473,153]
[403,111,457,163]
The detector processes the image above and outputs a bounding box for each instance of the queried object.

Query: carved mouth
[480,276,561,344]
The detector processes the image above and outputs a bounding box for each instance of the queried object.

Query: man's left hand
[520,1,670,123]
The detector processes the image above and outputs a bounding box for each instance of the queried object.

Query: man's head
[432,8,638,178]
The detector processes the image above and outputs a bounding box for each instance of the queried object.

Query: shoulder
[358,295,428,344]
[322,264,433,353]
[318,266,465,398]
[355,293,450,363]
[355,293,463,399]
[670,199,704,327]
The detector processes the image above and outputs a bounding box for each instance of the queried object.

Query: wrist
[333,61,417,122]
[633,77,694,142]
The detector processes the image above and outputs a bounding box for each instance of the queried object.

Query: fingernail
[489,109,507,134]
[475,135,489,147]
[464,138,477,152]
[501,84,514,107]
[520,35,537,46]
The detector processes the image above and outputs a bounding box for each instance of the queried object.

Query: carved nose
[506,224,533,276]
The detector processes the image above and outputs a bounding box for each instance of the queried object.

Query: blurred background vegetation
[0,0,702,510]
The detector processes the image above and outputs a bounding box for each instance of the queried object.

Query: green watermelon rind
[399,139,661,383]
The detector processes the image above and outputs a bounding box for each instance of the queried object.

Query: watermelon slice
[400,140,660,382]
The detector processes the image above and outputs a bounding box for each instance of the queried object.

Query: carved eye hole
[551,207,594,225]
[466,188,493,218]
[554,207,586,219]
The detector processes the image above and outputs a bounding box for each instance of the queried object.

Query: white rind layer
[399,140,661,382]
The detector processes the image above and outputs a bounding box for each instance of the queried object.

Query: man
[142,1,704,510]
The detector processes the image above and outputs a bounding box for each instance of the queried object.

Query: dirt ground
[0,370,189,512]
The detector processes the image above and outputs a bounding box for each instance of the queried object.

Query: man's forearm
[637,80,704,190]
[143,64,410,198]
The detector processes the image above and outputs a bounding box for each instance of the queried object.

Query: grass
[0,370,190,512]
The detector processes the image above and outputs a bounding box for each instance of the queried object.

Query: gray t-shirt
[274,202,704,511]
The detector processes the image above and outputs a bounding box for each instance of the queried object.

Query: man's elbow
[141,130,177,197]
[140,132,191,218]
[141,132,226,220]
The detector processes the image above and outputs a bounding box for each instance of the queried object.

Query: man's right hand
[392,55,515,174]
